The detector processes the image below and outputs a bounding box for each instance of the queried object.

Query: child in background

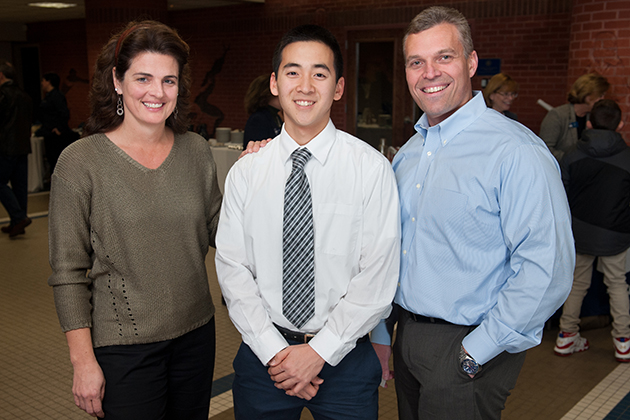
[555,99,630,362]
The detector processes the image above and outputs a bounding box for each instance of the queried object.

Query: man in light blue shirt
[371,6,575,420]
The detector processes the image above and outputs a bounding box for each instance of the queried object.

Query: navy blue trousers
[94,319,215,420]
[232,339,381,420]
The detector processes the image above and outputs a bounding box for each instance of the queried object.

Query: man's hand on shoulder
[267,344,325,400]
[238,138,273,159]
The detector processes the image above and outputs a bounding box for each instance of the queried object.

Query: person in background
[37,72,74,175]
[483,72,519,120]
[539,73,609,161]
[555,99,630,362]
[242,74,283,148]
[48,20,221,419]
[370,6,574,419]
[0,61,33,238]
[216,24,400,419]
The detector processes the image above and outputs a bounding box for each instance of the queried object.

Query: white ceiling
[0,0,264,24]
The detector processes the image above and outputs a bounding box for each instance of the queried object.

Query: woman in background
[48,20,221,419]
[242,74,282,148]
[483,72,519,121]
[539,73,609,161]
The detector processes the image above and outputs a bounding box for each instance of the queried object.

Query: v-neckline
[102,133,178,172]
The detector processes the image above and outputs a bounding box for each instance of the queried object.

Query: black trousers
[94,319,215,420]
[0,155,28,223]
[393,309,525,420]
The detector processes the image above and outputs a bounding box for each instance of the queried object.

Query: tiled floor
[1,192,630,420]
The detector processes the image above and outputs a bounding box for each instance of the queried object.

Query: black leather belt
[274,324,369,344]
[402,308,455,325]
[275,324,317,343]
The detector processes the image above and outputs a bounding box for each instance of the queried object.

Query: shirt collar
[414,91,486,146]
[280,119,336,166]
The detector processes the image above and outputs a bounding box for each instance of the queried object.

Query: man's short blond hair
[404,6,474,59]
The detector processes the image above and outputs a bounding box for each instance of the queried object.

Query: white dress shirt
[215,120,400,366]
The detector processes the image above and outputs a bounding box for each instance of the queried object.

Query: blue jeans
[0,155,28,224]
[232,339,381,420]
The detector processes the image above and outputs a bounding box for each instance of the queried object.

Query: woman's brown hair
[244,74,274,115]
[84,20,192,136]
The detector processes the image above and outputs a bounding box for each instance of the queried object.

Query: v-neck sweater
[48,131,222,347]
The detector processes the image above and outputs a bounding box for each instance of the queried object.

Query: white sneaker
[614,337,630,362]
[554,332,589,356]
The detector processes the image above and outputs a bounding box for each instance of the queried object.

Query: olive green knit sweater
[48,132,221,347]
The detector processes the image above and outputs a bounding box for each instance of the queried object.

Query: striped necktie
[282,148,315,329]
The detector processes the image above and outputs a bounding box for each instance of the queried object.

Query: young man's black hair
[272,24,344,82]
[589,99,622,131]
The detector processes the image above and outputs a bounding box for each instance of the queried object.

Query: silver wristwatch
[459,345,481,376]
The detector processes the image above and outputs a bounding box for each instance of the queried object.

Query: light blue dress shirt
[372,92,575,365]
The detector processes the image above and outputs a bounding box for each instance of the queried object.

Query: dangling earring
[173,106,178,120]
[116,95,124,116]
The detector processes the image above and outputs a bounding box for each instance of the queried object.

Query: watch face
[461,359,479,375]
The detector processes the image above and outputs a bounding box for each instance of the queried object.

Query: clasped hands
[267,343,325,400]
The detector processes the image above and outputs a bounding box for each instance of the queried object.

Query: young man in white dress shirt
[215,25,400,419]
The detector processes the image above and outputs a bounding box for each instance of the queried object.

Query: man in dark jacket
[0,61,33,238]
[36,72,74,175]
[555,99,630,362]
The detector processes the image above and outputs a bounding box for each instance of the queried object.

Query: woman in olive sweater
[48,21,221,419]
[539,73,609,162]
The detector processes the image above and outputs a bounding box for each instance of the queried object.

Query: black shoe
[9,217,32,238]
[1,224,13,234]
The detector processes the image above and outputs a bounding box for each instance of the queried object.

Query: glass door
[346,27,416,150]
[356,41,394,152]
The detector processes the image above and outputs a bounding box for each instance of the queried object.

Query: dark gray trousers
[393,309,526,420]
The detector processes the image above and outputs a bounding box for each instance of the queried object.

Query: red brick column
[569,0,630,141]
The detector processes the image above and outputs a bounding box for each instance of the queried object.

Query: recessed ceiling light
[28,2,78,8]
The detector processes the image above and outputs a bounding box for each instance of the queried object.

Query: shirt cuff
[370,319,391,346]
[248,326,289,366]
[308,327,346,366]
[461,323,503,365]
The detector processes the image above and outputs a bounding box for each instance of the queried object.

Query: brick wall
[24,0,590,142]
[169,0,575,137]
[172,6,286,136]
[569,0,630,142]
[472,13,572,133]
[169,4,350,136]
